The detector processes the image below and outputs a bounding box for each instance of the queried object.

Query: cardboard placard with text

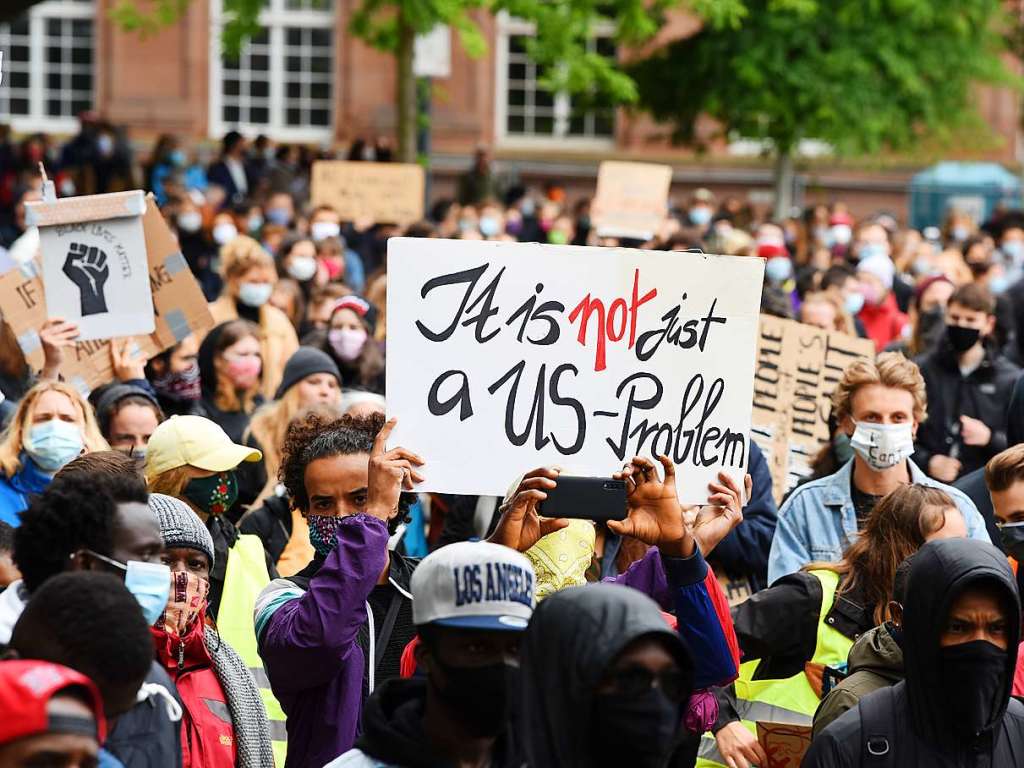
[591,161,673,241]
[750,316,875,503]
[756,722,813,768]
[311,161,425,225]
[386,237,764,504]
[0,195,213,394]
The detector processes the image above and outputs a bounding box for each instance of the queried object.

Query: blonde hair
[986,445,1024,493]
[831,352,927,426]
[147,464,193,498]
[220,234,275,280]
[0,381,108,476]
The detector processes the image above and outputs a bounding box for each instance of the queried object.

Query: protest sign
[750,316,875,502]
[591,161,672,241]
[386,237,764,505]
[26,190,154,341]
[311,161,425,225]
[756,722,813,768]
[0,195,213,393]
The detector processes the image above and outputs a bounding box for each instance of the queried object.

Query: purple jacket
[254,514,733,768]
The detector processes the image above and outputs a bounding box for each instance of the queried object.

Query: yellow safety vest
[216,534,288,767]
[697,569,854,767]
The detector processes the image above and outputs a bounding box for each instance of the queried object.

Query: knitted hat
[274,346,341,400]
[857,253,895,291]
[149,493,216,566]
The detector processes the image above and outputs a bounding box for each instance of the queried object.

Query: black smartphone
[541,476,628,521]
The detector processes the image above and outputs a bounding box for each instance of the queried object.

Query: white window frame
[495,13,616,150]
[209,0,335,142]
[0,0,95,134]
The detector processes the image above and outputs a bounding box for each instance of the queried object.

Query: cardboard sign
[27,190,154,341]
[0,195,213,394]
[386,238,764,504]
[756,722,813,768]
[591,161,673,241]
[311,161,425,225]
[750,316,875,502]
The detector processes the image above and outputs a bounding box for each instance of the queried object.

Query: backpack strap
[859,686,897,767]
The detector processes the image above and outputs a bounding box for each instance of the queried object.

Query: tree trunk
[395,14,418,164]
[772,148,794,221]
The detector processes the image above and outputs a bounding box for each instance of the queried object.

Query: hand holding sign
[111,338,147,381]
[62,242,110,316]
[38,316,80,381]
[366,418,425,523]
[686,472,750,556]
[610,455,695,558]
[488,468,570,553]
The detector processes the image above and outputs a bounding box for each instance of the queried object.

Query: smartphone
[541,476,628,522]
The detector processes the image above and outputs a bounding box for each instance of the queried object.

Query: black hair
[821,263,857,291]
[222,130,244,155]
[0,520,14,553]
[14,472,149,592]
[11,572,153,706]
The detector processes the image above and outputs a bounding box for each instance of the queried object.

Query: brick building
[2,0,1022,217]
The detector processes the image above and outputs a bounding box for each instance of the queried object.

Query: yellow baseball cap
[144,415,262,480]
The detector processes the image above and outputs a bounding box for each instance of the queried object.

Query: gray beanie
[149,493,216,566]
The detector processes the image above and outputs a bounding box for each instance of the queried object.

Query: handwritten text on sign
[386,238,765,503]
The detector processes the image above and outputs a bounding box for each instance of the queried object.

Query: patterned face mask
[308,514,343,557]
[183,471,238,517]
[157,570,210,637]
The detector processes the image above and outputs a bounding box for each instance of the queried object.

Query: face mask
[247,215,263,234]
[308,514,342,556]
[858,242,888,261]
[815,226,833,247]
[764,256,793,283]
[850,421,915,471]
[946,324,981,354]
[157,570,210,636]
[989,275,1010,295]
[177,211,202,234]
[590,688,682,768]
[861,282,882,306]
[952,226,970,242]
[117,446,147,469]
[87,551,172,626]
[431,658,517,738]
[1003,240,1024,263]
[547,230,568,245]
[151,362,201,403]
[212,222,238,245]
[237,281,273,308]
[458,218,476,233]
[844,291,865,315]
[831,224,852,245]
[97,135,114,157]
[328,327,368,362]
[169,149,187,167]
[224,355,262,388]
[479,216,501,238]
[999,522,1024,561]
[505,219,523,237]
[938,640,1006,737]
[184,471,238,517]
[689,207,712,226]
[918,306,945,339]
[24,420,84,473]
[265,207,291,227]
[286,255,318,282]
[310,221,340,242]
[912,258,936,277]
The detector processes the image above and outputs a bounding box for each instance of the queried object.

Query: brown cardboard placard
[0,195,213,394]
[591,160,672,240]
[751,315,875,503]
[756,722,813,768]
[311,161,425,225]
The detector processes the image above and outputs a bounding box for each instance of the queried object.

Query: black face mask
[938,640,1006,737]
[946,324,981,353]
[590,688,681,768]
[918,306,945,338]
[431,658,516,738]
[1000,522,1024,562]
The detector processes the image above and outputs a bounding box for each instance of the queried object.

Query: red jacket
[152,618,236,768]
[858,292,909,353]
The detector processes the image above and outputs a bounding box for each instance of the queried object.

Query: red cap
[829,212,854,226]
[0,660,106,745]
[757,243,788,259]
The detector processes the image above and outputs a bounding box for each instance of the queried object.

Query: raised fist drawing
[62,242,110,316]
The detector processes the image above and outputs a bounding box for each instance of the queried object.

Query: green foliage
[629,0,1021,158]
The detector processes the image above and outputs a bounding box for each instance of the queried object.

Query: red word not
[568,268,657,372]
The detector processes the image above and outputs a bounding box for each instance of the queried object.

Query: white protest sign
[386,238,765,504]
[27,190,154,341]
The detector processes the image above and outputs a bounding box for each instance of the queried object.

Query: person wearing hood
[327,541,535,768]
[811,554,917,737]
[197,319,264,445]
[92,383,165,467]
[149,493,274,768]
[854,225,909,352]
[914,283,1021,483]
[207,235,299,399]
[0,381,107,526]
[804,537,1024,766]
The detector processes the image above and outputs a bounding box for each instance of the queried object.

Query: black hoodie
[805,538,1024,767]
[518,582,695,768]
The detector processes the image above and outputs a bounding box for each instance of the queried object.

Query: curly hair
[14,471,149,592]
[279,410,412,530]
[831,352,927,426]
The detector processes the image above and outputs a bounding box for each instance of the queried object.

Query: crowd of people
[2,124,1024,768]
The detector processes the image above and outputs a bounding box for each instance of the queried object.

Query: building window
[0,0,95,132]
[210,0,335,141]
[497,18,616,146]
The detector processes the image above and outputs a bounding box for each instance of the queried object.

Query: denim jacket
[767,459,990,586]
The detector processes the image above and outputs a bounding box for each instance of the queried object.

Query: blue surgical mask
[479,216,501,238]
[764,256,793,284]
[844,291,865,315]
[858,242,888,262]
[689,207,712,226]
[169,149,187,167]
[238,281,273,308]
[1003,241,1024,263]
[84,551,171,626]
[520,198,536,217]
[989,274,1010,295]
[247,215,264,234]
[265,207,291,227]
[24,419,83,473]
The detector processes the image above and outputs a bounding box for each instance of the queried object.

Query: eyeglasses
[602,666,690,703]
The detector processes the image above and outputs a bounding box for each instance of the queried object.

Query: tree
[628,0,1021,219]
